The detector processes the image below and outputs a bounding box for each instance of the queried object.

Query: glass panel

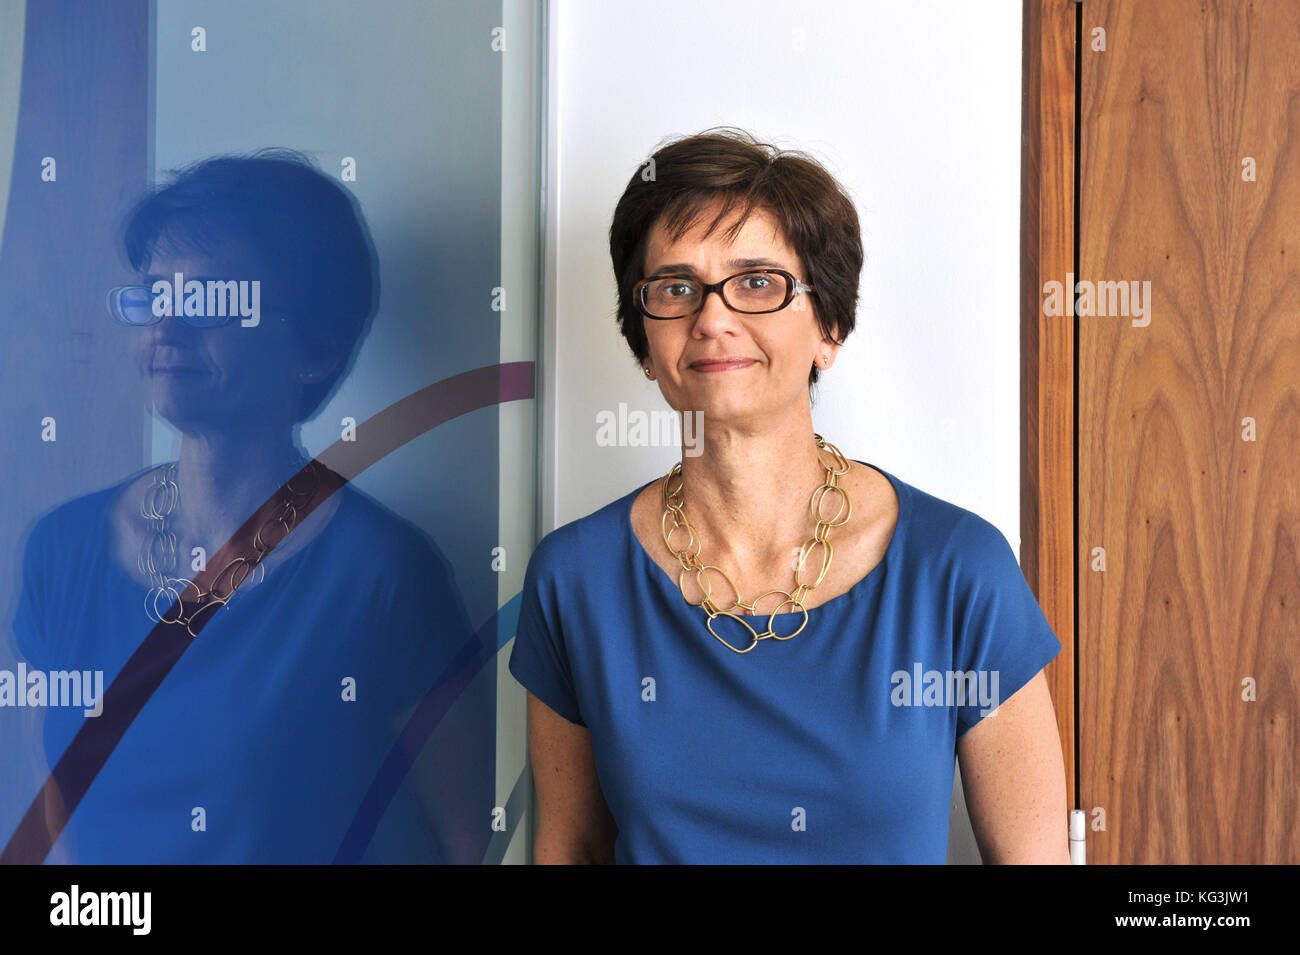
[0,0,541,864]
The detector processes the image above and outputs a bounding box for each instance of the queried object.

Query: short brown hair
[609,127,863,387]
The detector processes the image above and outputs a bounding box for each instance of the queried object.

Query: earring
[643,366,653,379]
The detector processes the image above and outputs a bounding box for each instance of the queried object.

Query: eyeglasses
[106,285,285,328]
[634,268,815,320]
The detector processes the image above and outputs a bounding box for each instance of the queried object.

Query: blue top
[508,463,1062,864]
[8,465,488,864]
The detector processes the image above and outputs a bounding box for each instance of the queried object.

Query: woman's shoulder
[326,480,458,577]
[877,466,1019,572]
[18,470,142,559]
[523,483,645,581]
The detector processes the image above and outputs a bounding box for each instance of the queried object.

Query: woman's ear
[816,334,843,370]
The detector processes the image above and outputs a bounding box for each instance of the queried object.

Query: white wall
[543,0,1024,864]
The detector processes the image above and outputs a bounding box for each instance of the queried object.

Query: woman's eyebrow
[726,257,786,270]
[646,257,788,277]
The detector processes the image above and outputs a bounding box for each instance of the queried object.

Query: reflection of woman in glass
[11,149,486,863]
[510,129,1068,863]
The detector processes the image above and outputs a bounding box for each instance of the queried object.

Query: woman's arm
[527,691,618,864]
[956,669,1070,864]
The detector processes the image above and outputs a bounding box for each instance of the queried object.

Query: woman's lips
[689,358,757,372]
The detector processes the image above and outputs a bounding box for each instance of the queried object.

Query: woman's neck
[171,428,308,548]
[674,411,833,573]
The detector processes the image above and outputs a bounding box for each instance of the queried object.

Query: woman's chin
[149,392,219,431]
[686,394,768,424]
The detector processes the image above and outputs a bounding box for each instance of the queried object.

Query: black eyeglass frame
[633,268,816,320]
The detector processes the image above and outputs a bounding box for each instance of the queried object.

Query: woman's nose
[691,287,744,336]
[147,313,197,343]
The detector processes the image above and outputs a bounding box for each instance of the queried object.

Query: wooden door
[1024,0,1299,864]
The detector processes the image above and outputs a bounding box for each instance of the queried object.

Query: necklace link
[139,458,320,636]
[660,434,850,653]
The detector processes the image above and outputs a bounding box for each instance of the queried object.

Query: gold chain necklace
[659,433,852,653]
[138,459,322,637]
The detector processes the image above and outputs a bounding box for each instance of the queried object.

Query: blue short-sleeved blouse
[508,463,1062,863]
[8,466,484,863]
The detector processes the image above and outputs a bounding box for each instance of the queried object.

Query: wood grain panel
[1079,0,1300,863]
[1021,0,1077,808]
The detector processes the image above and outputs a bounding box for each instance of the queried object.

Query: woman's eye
[738,274,770,289]
[664,283,694,297]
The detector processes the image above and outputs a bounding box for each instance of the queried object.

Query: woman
[509,128,1068,864]
[8,149,487,863]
